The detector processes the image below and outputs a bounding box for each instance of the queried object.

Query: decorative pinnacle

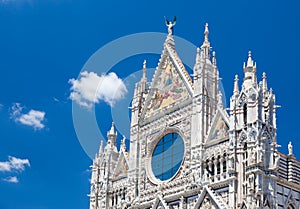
[121,135,126,150]
[234,74,239,95]
[247,51,254,67]
[201,23,211,59]
[142,60,147,81]
[99,140,103,154]
[212,51,216,65]
[262,72,267,91]
[204,23,209,42]
[108,122,116,136]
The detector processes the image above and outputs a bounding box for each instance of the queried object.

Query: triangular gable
[194,186,228,209]
[141,36,193,119]
[206,108,230,142]
[112,150,129,180]
[151,194,168,209]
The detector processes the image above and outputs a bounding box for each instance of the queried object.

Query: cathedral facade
[89,21,300,209]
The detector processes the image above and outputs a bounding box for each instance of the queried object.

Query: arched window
[217,155,221,175]
[243,103,247,127]
[223,153,227,173]
[211,157,215,175]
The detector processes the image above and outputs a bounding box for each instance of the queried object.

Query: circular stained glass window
[151,132,184,181]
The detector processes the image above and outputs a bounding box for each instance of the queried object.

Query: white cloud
[10,103,46,130]
[69,71,127,108]
[2,176,19,183]
[0,156,30,172]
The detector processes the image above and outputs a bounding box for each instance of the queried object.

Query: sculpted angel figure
[165,16,177,35]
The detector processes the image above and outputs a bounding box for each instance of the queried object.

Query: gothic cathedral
[89,21,300,209]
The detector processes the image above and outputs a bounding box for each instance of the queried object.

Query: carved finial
[195,47,201,63]
[108,122,116,136]
[217,91,223,108]
[99,140,103,154]
[234,74,239,95]
[142,60,147,81]
[121,135,126,150]
[262,72,268,91]
[201,23,211,59]
[288,141,293,156]
[204,23,209,42]
[247,51,254,67]
[212,51,217,65]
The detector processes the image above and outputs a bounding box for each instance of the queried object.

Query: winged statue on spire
[165,16,176,35]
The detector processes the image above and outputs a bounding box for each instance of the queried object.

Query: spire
[212,51,217,66]
[107,122,118,139]
[109,122,115,135]
[142,60,147,81]
[243,51,257,88]
[195,47,201,63]
[217,91,223,108]
[246,51,254,67]
[262,72,268,92]
[120,135,126,151]
[107,121,117,148]
[234,74,239,95]
[99,140,103,154]
[201,23,211,59]
[204,22,209,42]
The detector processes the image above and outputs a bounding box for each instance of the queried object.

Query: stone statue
[203,198,212,209]
[251,148,257,164]
[288,141,293,155]
[165,16,176,35]
[273,152,280,169]
[257,145,263,163]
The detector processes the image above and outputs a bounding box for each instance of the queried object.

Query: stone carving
[165,16,176,35]
[288,142,293,156]
[272,152,280,169]
[257,145,263,163]
[250,147,257,164]
[202,198,212,209]
[89,21,300,209]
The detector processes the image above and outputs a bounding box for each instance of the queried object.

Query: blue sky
[0,0,299,208]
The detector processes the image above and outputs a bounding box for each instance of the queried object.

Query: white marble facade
[89,21,300,209]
